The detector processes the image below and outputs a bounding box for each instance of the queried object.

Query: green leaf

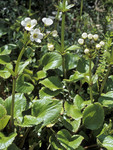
[18,59,31,75]
[65,53,80,70]
[0,132,17,149]
[39,76,63,91]
[36,70,47,80]
[61,116,81,132]
[98,91,113,108]
[57,129,84,150]
[0,115,11,130]
[16,74,34,93]
[74,95,84,110]
[0,63,13,79]
[0,45,11,56]
[64,101,82,120]
[39,87,61,99]
[4,93,27,118]
[32,98,62,126]
[65,45,80,51]
[40,52,62,71]
[0,104,7,119]
[7,143,21,150]
[97,135,113,150]
[83,102,104,130]
[0,55,10,64]
[15,115,42,127]
[104,75,113,92]
[77,58,93,73]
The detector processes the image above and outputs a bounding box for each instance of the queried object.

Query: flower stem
[89,58,93,103]
[100,65,111,95]
[11,40,30,130]
[80,0,83,19]
[29,0,31,15]
[61,0,66,78]
[11,77,16,130]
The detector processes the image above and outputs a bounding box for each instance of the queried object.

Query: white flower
[47,43,54,51]
[30,28,43,43]
[100,41,105,46]
[84,48,89,54]
[82,32,87,39]
[93,34,99,41]
[21,17,37,31]
[88,34,93,39]
[42,17,53,26]
[78,38,84,45]
[96,44,101,50]
[46,30,51,34]
[52,30,58,37]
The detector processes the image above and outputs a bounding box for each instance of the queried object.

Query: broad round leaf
[74,95,84,110]
[39,87,61,99]
[4,93,27,118]
[41,52,62,71]
[0,132,17,149]
[0,104,7,119]
[57,129,84,150]
[32,98,62,126]
[0,55,10,64]
[0,115,11,130]
[0,45,12,56]
[98,91,113,108]
[64,101,82,120]
[16,74,34,93]
[98,135,113,150]
[83,102,104,130]
[39,76,63,91]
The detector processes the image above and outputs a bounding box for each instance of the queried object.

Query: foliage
[0,0,113,149]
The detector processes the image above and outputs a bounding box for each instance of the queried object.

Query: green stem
[89,58,93,103]
[61,12,65,53]
[62,54,66,78]
[100,65,111,95]
[80,0,83,19]
[11,40,30,129]
[11,77,16,130]
[29,0,31,15]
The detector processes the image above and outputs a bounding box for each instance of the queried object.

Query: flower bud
[88,34,93,39]
[47,43,54,51]
[100,41,105,46]
[96,44,101,50]
[93,34,99,41]
[78,38,84,45]
[82,32,87,39]
[84,48,89,54]
[52,30,58,37]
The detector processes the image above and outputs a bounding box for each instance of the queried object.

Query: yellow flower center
[33,33,38,38]
[27,23,31,28]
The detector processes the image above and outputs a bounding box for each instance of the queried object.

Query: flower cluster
[78,32,105,55]
[21,17,55,43]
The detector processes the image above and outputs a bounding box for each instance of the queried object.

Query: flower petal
[30,35,34,41]
[25,17,31,22]
[31,19,37,26]
[38,33,43,39]
[35,38,41,43]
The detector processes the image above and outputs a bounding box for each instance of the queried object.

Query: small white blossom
[30,28,43,43]
[47,43,54,51]
[46,30,51,34]
[78,38,84,45]
[52,30,58,37]
[100,41,105,46]
[96,44,101,50]
[42,17,53,26]
[84,48,89,54]
[21,17,37,31]
[93,34,99,41]
[88,34,93,39]
[82,32,87,39]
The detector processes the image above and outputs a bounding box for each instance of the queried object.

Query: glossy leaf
[0,132,17,149]
[64,101,82,120]
[0,45,12,56]
[0,115,11,130]
[74,95,84,110]
[0,104,7,119]
[32,98,62,126]
[39,76,63,91]
[0,55,10,64]
[57,129,84,150]
[36,70,47,80]
[98,91,113,108]
[66,45,80,51]
[4,93,27,118]
[16,74,34,93]
[39,87,61,99]
[40,52,62,71]
[83,102,104,130]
